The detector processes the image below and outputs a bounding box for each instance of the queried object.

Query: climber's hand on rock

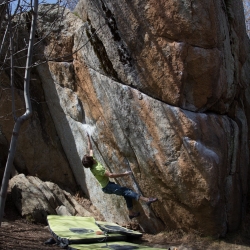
[124,171,132,175]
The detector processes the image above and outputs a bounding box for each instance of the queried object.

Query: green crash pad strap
[96,221,142,238]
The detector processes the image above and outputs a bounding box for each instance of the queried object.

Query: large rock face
[74,0,249,113]
[33,0,250,236]
[1,0,250,236]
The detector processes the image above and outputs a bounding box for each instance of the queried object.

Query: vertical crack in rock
[224,0,234,23]
[228,119,238,175]
[86,18,120,81]
[100,0,133,67]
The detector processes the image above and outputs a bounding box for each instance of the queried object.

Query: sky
[45,0,57,3]
[10,0,60,13]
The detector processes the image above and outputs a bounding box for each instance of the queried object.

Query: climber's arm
[104,170,132,178]
[87,134,93,157]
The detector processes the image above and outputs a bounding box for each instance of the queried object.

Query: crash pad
[68,241,165,250]
[47,215,126,246]
[95,221,142,238]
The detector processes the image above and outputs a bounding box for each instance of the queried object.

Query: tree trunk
[0,0,39,225]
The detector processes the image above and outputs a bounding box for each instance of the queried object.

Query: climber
[82,133,158,219]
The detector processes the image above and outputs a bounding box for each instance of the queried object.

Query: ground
[1,192,250,250]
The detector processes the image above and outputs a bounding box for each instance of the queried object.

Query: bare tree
[0,0,39,225]
[0,0,70,225]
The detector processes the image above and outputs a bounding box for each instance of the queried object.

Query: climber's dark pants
[102,181,140,210]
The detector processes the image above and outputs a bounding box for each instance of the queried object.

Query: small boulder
[9,174,94,223]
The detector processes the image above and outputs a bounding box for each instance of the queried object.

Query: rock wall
[1,0,250,236]
[33,0,250,236]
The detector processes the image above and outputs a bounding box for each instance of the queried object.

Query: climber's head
[82,155,95,168]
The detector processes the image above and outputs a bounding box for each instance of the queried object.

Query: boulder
[33,1,250,235]
[56,206,71,216]
[9,174,95,223]
[10,174,55,223]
